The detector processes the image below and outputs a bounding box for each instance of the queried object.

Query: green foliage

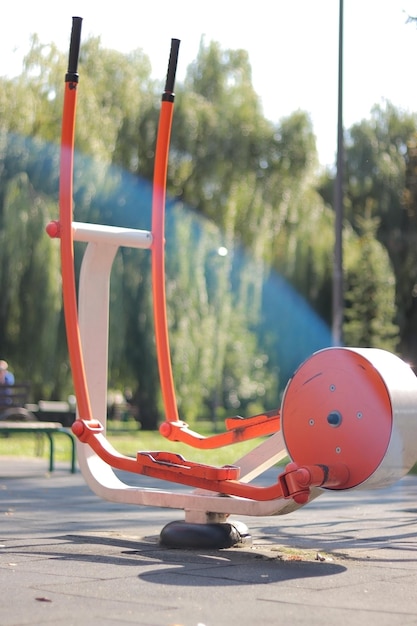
[1,33,414,433]
[344,214,399,350]
[165,204,275,423]
[344,102,415,234]
[0,171,63,399]
[343,102,417,356]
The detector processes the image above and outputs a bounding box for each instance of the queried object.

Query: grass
[0,421,274,468]
[3,421,416,475]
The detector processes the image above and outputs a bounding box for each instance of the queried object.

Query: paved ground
[1,455,417,626]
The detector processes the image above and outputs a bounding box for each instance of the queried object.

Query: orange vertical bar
[151,40,181,423]
[59,17,92,422]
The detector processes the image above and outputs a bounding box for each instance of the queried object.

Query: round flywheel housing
[281,347,417,490]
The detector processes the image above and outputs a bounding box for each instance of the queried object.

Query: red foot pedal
[137,451,240,481]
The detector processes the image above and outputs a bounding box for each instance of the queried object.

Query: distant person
[0,360,14,386]
[0,360,15,409]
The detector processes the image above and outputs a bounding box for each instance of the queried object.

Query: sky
[2,0,417,167]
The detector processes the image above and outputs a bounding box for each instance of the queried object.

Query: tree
[0,35,157,403]
[402,132,417,361]
[3,34,410,433]
[319,101,417,360]
[0,171,63,397]
[0,35,331,421]
[344,103,417,358]
[165,202,275,425]
[344,213,399,350]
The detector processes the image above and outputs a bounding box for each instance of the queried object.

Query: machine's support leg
[159,519,251,549]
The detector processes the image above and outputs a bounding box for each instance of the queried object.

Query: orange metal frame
[59,17,93,426]
[71,417,349,503]
[52,18,351,503]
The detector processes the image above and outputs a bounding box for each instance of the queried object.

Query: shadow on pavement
[23,533,347,587]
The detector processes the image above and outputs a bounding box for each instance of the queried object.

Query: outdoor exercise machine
[47,18,417,548]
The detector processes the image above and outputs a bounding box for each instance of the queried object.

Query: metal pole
[151,39,181,424]
[332,0,344,345]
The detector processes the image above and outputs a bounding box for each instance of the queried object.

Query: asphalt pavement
[1,455,417,626]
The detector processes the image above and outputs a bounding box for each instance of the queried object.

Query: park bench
[0,384,77,473]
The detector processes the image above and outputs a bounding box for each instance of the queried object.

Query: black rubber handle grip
[163,38,180,100]
[66,16,83,82]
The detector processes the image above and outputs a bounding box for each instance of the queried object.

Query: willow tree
[0,35,335,424]
[0,171,62,397]
[344,103,417,359]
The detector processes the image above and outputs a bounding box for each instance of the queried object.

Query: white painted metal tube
[72,221,152,249]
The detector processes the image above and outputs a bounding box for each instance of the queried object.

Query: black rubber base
[159,520,252,549]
